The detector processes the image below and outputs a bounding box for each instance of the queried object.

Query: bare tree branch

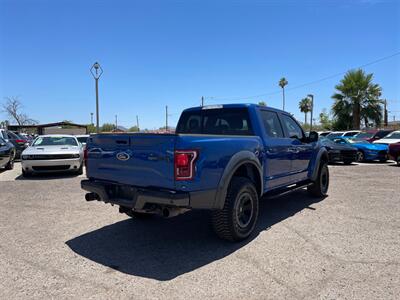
[2,96,38,125]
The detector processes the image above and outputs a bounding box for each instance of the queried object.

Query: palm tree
[279,77,288,110]
[332,69,382,129]
[299,97,312,126]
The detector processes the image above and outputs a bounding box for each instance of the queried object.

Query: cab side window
[260,111,284,138]
[281,114,304,139]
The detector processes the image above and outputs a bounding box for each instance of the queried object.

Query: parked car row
[0,129,30,158]
[319,129,400,164]
[0,136,16,170]
[0,132,90,175]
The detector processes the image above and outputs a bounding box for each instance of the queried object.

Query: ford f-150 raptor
[82,104,329,241]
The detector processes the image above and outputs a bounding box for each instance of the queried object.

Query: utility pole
[307,94,314,131]
[136,115,140,132]
[115,115,118,130]
[90,112,94,125]
[90,62,103,133]
[165,105,168,132]
[201,96,204,107]
[384,99,388,127]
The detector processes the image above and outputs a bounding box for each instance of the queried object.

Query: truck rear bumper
[81,179,216,210]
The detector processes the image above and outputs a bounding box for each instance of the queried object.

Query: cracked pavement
[0,162,399,299]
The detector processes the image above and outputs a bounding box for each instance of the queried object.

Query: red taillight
[174,150,198,181]
[84,148,88,168]
[16,139,27,144]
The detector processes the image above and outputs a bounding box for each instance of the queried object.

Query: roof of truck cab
[183,103,287,114]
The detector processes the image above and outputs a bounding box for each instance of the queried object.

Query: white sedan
[21,135,84,177]
[373,131,400,145]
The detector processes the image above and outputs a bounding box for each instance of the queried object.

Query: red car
[353,130,393,143]
[389,143,400,166]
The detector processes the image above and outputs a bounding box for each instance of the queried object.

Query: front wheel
[212,177,259,242]
[76,164,83,175]
[307,161,329,197]
[21,169,31,177]
[356,151,365,162]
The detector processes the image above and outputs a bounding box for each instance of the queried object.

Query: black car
[0,129,29,158]
[320,137,357,164]
[0,137,16,170]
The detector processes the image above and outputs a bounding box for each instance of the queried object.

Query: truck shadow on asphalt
[66,190,324,281]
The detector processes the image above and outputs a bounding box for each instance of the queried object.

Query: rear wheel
[307,161,329,197]
[212,177,259,242]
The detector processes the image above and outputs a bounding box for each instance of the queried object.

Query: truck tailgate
[86,134,176,189]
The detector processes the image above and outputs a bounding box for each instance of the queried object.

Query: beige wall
[43,127,86,135]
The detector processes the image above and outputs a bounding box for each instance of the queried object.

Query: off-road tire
[307,161,329,197]
[212,177,259,242]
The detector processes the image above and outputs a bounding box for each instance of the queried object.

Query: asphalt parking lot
[0,162,399,299]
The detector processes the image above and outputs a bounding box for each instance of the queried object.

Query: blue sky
[1,0,399,129]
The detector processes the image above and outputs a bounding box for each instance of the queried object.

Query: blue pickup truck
[82,104,329,241]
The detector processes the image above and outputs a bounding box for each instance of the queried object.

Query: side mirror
[308,131,319,143]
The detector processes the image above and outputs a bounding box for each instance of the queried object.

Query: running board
[263,180,313,199]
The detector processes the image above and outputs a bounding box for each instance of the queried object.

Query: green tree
[258,101,266,106]
[278,77,288,110]
[298,97,312,126]
[128,126,139,132]
[332,69,383,129]
[319,109,332,130]
[100,123,115,132]
[86,124,96,133]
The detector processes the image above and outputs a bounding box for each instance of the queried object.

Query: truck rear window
[176,108,253,135]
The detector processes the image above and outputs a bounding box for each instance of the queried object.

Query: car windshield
[332,138,348,144]
[355,132,374,138]
[384,132,400,139]
[77,137,88,144]
[327,132,344,139]
[347,139,368,144]
[32,136,78,146]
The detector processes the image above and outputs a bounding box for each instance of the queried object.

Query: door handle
[288,147,300,153]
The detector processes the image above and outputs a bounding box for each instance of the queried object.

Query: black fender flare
[213,151,263,210]
[311,147,329,181]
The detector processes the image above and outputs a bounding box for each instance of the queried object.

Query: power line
[205,51,400,102]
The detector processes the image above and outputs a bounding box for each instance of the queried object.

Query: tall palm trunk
[353,102,361,129]
[304,113,307,126]
[282,88,286,111]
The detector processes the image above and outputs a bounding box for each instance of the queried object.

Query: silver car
[21,135,84,176]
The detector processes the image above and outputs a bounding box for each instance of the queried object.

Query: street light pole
[90,62,103,133]
[90,112,94,125]
[307,94,314,131]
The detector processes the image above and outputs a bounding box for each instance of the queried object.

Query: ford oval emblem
[116,152,130,161]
